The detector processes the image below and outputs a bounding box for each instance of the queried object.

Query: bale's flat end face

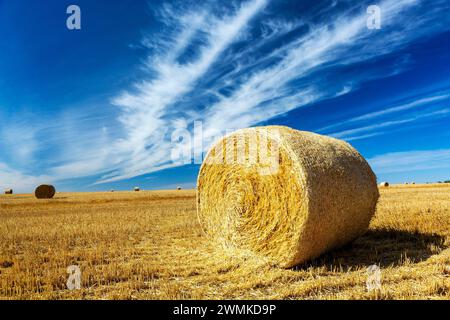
[35,185,56,199]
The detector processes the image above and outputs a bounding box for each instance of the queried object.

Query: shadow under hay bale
[35,185,56,199]
[294,228,447,271]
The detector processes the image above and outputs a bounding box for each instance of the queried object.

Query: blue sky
[1,0,450,193]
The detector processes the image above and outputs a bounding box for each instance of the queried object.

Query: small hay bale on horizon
[4,189,13,195]
[379,182,389,187]
[197,125,379,268]
[35,185,56,199]
[134,187,140,192]
[177,186,182,190]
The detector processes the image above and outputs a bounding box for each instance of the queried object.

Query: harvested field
[0,185,449,300]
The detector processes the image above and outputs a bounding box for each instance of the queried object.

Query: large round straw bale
[35,185,56,199]
[4,189,13,195]
[379,182,389,187]
[197,126,379,268]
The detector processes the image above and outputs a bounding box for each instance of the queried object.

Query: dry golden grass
[0,184,449,300]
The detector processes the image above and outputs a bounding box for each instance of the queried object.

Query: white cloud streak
[2,0,450,191]
[97,0,269,183]
[319,91,450,133]
[369,149,450,173]
[0,163,53,194]
[331,108,450,139]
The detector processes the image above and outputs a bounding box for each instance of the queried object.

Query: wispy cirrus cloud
[0,163,53,193]
[96,0,269,183]
[2,0,450,191]
[331,108,450,140]
[368,149,450,174]
[319,90,450,134]
[97,0,450,184]
[0,119,38,166]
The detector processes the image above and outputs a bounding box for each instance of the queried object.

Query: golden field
[0,184,449,300]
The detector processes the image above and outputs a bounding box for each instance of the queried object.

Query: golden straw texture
[35,185,56,199]
[197,126,379,268]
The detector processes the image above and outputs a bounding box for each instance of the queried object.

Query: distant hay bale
[35,185,56,199]
[379,182,389,187]
[134,187,140,192]
[197,126,379,268]
[411,182,416,185]
[4,189,13,195]
[177,186,182,191]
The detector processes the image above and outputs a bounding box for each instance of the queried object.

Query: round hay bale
[35,185,56,199]
[197,126,379,268]
[379,182,389,187]
[177,186,182,191]
[134,187,140,192]
[4,189,13,195]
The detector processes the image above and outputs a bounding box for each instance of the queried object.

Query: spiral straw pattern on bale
[35,185,56,199]
[197,126,379,268]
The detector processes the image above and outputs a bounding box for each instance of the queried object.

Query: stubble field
[0,184,449,300]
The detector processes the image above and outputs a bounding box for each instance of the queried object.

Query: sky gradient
[1,0,450,193]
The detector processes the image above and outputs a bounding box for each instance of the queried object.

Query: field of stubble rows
[0,184,449,300]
